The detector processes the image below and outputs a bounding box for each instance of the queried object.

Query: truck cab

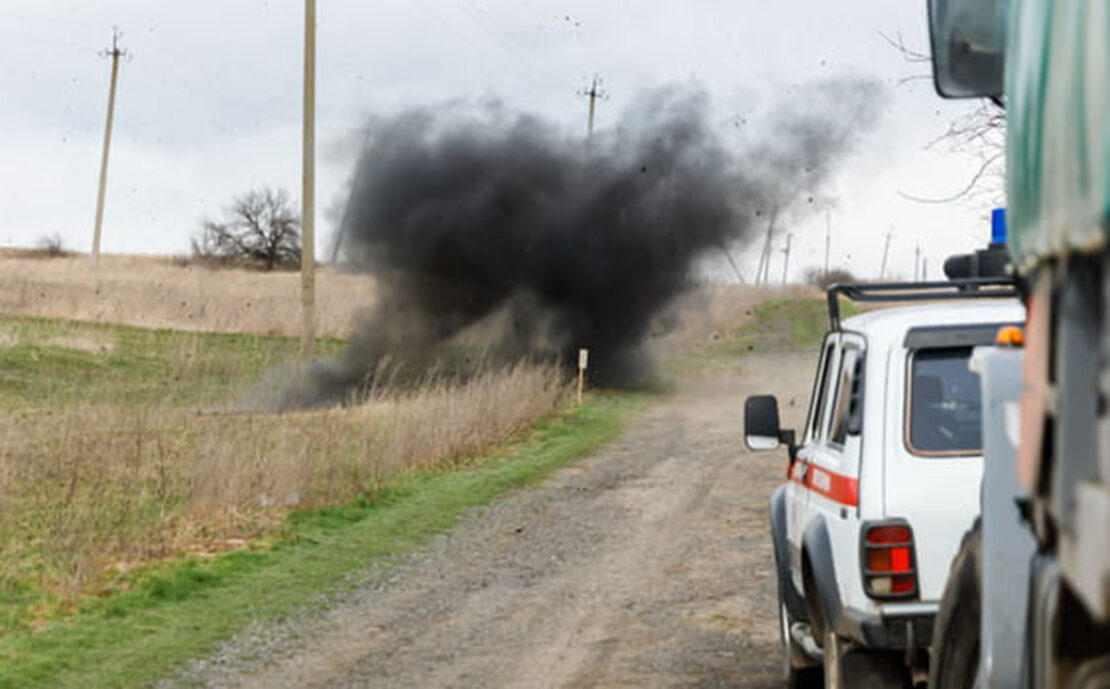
[928,1,1110,685]
[745,281,1023,687]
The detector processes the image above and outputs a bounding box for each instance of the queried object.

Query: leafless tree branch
[879,30,931,63]
[878,29,1006,206]
[897,151,1004,204]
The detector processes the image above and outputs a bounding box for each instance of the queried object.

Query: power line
[719,245,747,284]
[411,0,566,94]
[454,0,567,88]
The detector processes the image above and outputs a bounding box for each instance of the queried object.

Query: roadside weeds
[0,392,649,689]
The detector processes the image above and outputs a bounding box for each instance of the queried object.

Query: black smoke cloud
[279,80,883,408]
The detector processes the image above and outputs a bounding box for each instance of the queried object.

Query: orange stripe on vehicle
[806,466,859,506]
[789,462,859,507]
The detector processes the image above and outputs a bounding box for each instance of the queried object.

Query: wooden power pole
[781,233,793,285]
[755,208,778,285]
[579,76,607,140]
[92,28,127,263]
[824,212,831,279]
[300,0,317,359]
[879,232,893,281]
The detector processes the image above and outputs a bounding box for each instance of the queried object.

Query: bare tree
[901,99,1005,205]
[33,233,68,258]
[804,266,857,290]
[193,187,302,270]
[881,31,1006,205]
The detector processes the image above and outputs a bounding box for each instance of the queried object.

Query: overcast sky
[0,1,1000,280]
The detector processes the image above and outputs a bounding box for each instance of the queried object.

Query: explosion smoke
[278,80,883,408]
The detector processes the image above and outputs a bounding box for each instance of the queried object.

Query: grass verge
[710,296,861,357]
[0,391,647,689]
[0,315,345,408]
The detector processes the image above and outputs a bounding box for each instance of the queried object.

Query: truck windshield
[907,346,981,455]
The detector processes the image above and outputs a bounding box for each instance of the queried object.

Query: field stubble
[0,252,372,338]
[0,362,565,608]
[0,253,804,630]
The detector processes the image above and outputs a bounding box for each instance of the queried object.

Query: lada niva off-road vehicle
[744,279,1023,688]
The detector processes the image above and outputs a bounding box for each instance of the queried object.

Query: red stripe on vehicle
[789,462,859,507]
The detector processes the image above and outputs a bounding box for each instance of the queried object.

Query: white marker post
[577,348,589,405]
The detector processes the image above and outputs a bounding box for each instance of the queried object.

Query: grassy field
[0,315,346,408]
[0,251,373,338]
[0,392,645,689]
[0,314,566,623]
[0,254,824,687]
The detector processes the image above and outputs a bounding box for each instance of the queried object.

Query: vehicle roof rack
[826,277,1019,330]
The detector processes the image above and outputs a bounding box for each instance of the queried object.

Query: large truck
[928,1,1110,686]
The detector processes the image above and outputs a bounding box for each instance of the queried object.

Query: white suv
[744,281,1023,688]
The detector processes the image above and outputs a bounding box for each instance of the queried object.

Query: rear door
[883,325,1015,600]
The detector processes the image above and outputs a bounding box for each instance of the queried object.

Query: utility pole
[781,233,793,285]
[328,126,372,264]
[755,208,778,285]
[879,232,893,281]
[824,212,831,278]
[579,76,607,140]
[300,0,317,359]
[914,244,922,281]
[92,28,127,264]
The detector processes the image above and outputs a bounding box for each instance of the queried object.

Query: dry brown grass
[0,363,565,597]
[0,252,790,602]
[0,251,372,338]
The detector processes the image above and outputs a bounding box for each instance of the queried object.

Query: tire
[929,520,982,689]
[824,629,911,689]
[774,527,821,687]
[779,601,822,688]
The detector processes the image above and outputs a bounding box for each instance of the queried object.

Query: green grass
[0,392,647,689]
[0,316,345,408]
[717,296,862,355]
[665,296,863,377]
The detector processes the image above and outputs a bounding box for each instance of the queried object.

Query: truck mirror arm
[780,429,797,461]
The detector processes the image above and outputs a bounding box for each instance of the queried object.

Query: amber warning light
[996,325,1025,347]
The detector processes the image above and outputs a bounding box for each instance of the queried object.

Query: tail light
[861,521,918,600]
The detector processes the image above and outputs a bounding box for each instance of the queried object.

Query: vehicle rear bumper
[840,602,938,650]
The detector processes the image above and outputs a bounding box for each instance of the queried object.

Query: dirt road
[171,349,815,688]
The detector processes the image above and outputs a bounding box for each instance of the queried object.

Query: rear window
[906,347,981,456]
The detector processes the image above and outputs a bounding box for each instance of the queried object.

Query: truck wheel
[824,629,910,689]
[779,602,822,688]
[928,520,982,689]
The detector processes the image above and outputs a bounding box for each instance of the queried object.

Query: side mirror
[928,0,1008,99]
[745,395,783,451]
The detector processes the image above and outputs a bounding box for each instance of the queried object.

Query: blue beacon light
[991,208,1007,245]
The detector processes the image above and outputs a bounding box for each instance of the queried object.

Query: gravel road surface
[171,349,815,688]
